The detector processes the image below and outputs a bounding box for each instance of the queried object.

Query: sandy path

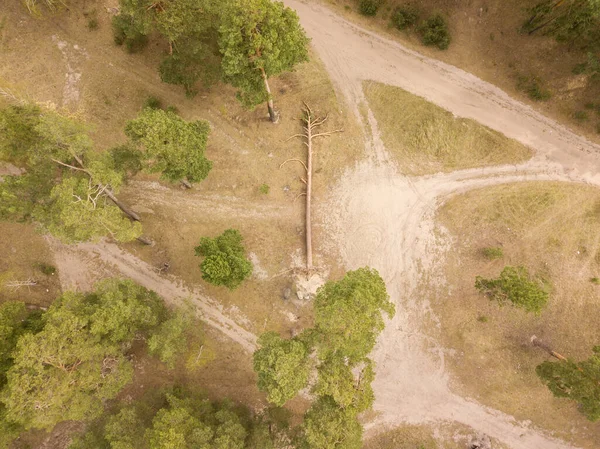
[283,0,600,448]
[48,238,257,352]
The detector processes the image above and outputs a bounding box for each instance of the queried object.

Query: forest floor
[2,0,600,448]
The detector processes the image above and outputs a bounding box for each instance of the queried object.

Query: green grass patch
[363,81,532,175]
[516,74,551,101]
[481,246,504,260]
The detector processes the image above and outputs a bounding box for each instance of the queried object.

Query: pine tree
[536,346,600,421]
[218,0,310,122]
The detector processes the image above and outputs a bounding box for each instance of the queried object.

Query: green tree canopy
[194,229,253,290]
[148,312,190,369]
[0,279,170,430]
[536,346,600,421]
[523,0,600,46]
[313,268,395,363]
[253,332,311,406]
[145,395,247,449]
[475,265,549,314]
[313,357,374,413]
[68,390,258,449]
[300,396,362,449]
[218,0,310,121]
[125,108,212,183]
[0,302,28,386]
[115,0,221,94]
[0,104,142,242]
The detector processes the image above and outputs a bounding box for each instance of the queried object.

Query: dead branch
[530,335,567,361]
[136,236,154,246]
[5,279,38,290]
[280,158,308,173]
[283,103,343,269]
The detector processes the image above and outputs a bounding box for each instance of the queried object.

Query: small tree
[218,0,310,122]
[418,14,451,50]
[536,346,600,421]
[253,332,311,406]
[125,108,213,184]
[313,268,395,363]
[475,265,549,314]
[194,229,253,290]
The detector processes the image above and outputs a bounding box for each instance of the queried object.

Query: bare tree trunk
[283,103,343,270]
[260,68,277,123]
[531,335,567,361]
[105,188,141,221]
[305,115,313,269]
[136,236,154,246]
[52,156,141,222]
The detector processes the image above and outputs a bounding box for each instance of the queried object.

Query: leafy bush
[475,265,549,314]
[418,14,451,50]
[194,229,253,290]
[143,96,162,110]
[87,18,98,31]
[516,75,552,101]
[481,246,503,260]
[111,14,148,53]
[392,5,419,30]
[35,262,56,275]
[574,110,589,121]
[259,183,270,194]
[359,0,381,16]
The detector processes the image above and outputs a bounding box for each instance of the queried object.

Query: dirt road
[48,238,257,352]
[283,0,600,448]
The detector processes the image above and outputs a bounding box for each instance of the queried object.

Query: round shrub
[359,0,381,17]
[419,14,451,50]
[392,5,419,30]
[194,229,253,290]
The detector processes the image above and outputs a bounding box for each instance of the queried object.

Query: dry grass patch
[363,81,532,175]
[0,222,61,306]
[434,181,600,448]
[363,422,509,449]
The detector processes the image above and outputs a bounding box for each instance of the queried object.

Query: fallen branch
[530,335,567,361]
[5,279,38,290]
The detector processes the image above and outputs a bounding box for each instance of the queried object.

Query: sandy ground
[39,1,600,448]
[281,0,600,448]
